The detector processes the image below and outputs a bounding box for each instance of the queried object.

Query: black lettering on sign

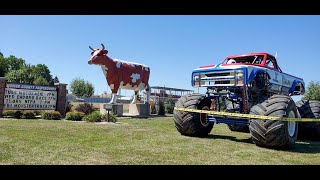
[24,100,36,104]
[4,95,14,99]
[4,88,57,110]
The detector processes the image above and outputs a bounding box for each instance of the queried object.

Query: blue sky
[1,15,319,99]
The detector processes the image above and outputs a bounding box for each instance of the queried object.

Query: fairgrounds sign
[4,83,57,110]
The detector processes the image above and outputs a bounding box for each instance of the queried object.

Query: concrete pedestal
[100,103,123,117]
[128,103,150,117]
[100,103,108,115]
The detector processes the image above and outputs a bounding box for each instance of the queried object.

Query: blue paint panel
[191,73,194,86]
[208,117,248,125]
[268,82,282,93]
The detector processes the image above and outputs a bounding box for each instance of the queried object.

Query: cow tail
[146,84,150,92]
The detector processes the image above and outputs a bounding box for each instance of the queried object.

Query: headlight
[235,70,244,85]
[193,74,200,87]
[236,72,243,80]
[194,74,200,81]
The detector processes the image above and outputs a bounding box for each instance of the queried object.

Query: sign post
[54,83,68,118]
[0,78,6,117]
[104,104,113,121]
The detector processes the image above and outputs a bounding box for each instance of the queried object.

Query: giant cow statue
[88,44,150,104]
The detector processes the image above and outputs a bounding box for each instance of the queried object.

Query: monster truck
[173,52,318,149]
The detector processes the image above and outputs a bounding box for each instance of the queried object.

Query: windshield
[224,55,264,64]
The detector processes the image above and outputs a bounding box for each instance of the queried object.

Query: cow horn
[101,44,105,50]
[89,46,94,51]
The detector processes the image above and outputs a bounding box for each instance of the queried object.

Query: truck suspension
[241,86,249,113]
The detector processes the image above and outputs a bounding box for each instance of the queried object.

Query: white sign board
[104,104,113,110]
[4,88,57,110]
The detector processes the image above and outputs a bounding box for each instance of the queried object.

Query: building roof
[150,86,193,92]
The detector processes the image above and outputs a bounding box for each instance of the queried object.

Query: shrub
[83,112,101,122]
[33,110,42,116]
[150,101,156,114]
[75,103,94,115]
[165,96,175,114]
[158,100,165,116]
[41,111,61,120]
[66,101,73,113]
[65,112,85,121]
[2,110,22,118]
[101,112,117,122]
[21,110,36,119]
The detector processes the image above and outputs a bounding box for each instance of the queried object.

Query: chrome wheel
[288,110,296,137]
[200,107,209,127]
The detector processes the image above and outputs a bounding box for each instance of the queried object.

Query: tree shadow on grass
[289,140,320,154]
[257,140,320,154]
[206,134,253,144]
[206,134,320,153]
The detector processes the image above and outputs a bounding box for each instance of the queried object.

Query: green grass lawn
[0,117,319,165]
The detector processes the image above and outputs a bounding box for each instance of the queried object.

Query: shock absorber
[241,85,249,113]
[210,98,216,110]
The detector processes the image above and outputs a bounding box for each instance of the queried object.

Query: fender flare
[289,80,305,95]
[247,69,271,83]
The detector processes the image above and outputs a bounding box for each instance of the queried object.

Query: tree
[70,77,95,98]
[5,64,53,86]
[31,64,52,85]
[0,55,25,77]
[84,81,95,97]
[158,100,166,115]
[0,56,8,77]
[5,66,34,84]
[0,52,3,57]
[0,53,59,85]
[165,96,175,114]
[53,76,60,84]
[33,76,49,85]
[5,55,26,71]
[303,81,320,101]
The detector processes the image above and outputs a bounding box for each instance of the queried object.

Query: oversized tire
[225,100,250,133]
[249,95,299,149]
[173,93,213,137]
[296,100,320,140]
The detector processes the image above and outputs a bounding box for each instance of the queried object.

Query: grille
[198,70,240,87]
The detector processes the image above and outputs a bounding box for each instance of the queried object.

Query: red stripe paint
[221,63,266,68]
[199,64,215,68]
